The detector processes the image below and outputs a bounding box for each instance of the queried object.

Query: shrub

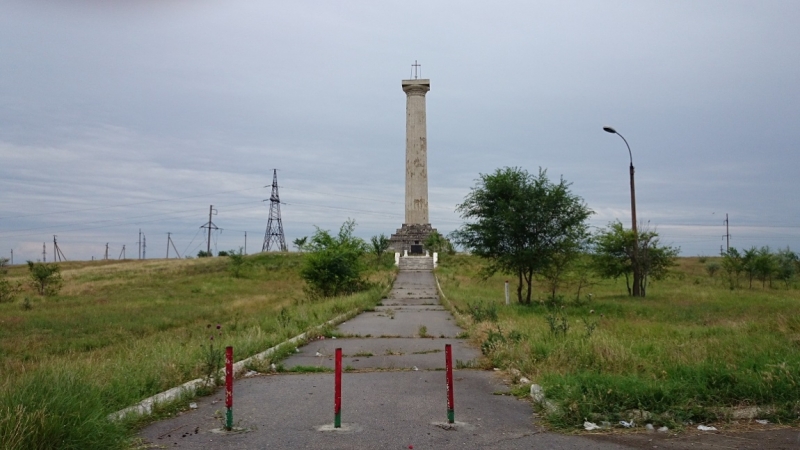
[300,220,368,297]
[27,261,63,296]
[227,248,246,278]
[705,261,720,278]
[0,278,21,303]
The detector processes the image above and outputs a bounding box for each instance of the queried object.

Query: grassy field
[0,253,393,449]
[436,254,800,430]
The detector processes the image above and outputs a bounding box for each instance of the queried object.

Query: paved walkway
[137,269,633,449]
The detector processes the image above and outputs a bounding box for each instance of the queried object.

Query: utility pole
[244,231,247,255]
[138,229,142,260]
[262,169,287,252]
[143,233,146,259]
[119,245,126,260]
[105,243,109,260]
[166,233,181,259]
[42,243,46,262]
[53,235,67,262]
[10,250,13,265]
[200,205,219,256]
[723,213,731,252]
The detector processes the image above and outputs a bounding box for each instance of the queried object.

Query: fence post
[504,280,509,305]
[334,348,342,428]
[445,344,454,423]
[225,346,233,431]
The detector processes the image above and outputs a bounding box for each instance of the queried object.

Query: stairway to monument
[398,255,434,271]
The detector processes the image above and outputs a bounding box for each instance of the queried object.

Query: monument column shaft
[403,79,430,225]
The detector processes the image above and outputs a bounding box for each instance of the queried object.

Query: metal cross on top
[411,60,421,79]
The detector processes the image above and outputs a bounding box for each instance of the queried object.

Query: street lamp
[603,126,641,297]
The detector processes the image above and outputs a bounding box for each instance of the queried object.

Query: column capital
[402,79,430,96]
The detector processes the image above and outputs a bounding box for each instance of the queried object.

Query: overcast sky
[1,0,798,262]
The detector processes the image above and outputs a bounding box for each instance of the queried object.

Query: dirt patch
[588,426,800,449]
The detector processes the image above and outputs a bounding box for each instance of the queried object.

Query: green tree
[721,248,743,289]
[540,237,586,300]
[775,247,798,288]
[452,167,592,304]
[592,221,678,297]
[0,257,19,303]
[300,219,368,297]
[741,247,758,288]
[424,230,454,255]
[753,246,778,288]
[293,236,308,252]
[370,234,391,262]
[27,261,63,296]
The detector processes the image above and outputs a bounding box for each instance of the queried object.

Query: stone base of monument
[389,223,437,253]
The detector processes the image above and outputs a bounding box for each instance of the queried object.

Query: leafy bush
[0,278,21,303]
[197,250,212,258]
[300,219,368,297]
[27,261,63,296]
[227,248,246,278]
[705,261,720,278]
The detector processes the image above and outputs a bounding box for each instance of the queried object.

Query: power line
[0,186,266,220]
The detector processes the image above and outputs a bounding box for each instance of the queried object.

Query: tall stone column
[390,77,437,254]
[403,79,430,225]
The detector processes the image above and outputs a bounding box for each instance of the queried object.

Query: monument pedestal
[389,223,437,254]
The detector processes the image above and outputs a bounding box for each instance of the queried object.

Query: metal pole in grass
[603,126,640,297]
[504,280,509,305]
[445,344,455,423]
[334,348,342,428]
[225,346,233,431]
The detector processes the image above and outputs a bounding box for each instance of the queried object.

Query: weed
[418,325,429,337]
[20,296,32,310]
[201,324,225,384]
[352,351,373,357]
[581,317,598,338]
[412,349,442,355]
[455,359,478,369]
[481,328,507,356]
[466,300,498,322]
[278,307,292,328]
[287,366,332,373]
[545,312,569,337]
[344,365,355,372]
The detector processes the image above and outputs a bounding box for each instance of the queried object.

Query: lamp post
[603,126,641,297]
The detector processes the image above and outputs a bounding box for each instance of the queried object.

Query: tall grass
[0,253,393,449]
[437,255,800,429]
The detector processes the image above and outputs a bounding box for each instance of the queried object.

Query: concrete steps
[398,256,434,271]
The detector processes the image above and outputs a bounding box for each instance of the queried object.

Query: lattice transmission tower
[262,169,287,252]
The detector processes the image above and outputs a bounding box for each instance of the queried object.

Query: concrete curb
[110,309,363,421]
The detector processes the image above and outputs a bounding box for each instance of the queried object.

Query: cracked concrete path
[139,268,633,449]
